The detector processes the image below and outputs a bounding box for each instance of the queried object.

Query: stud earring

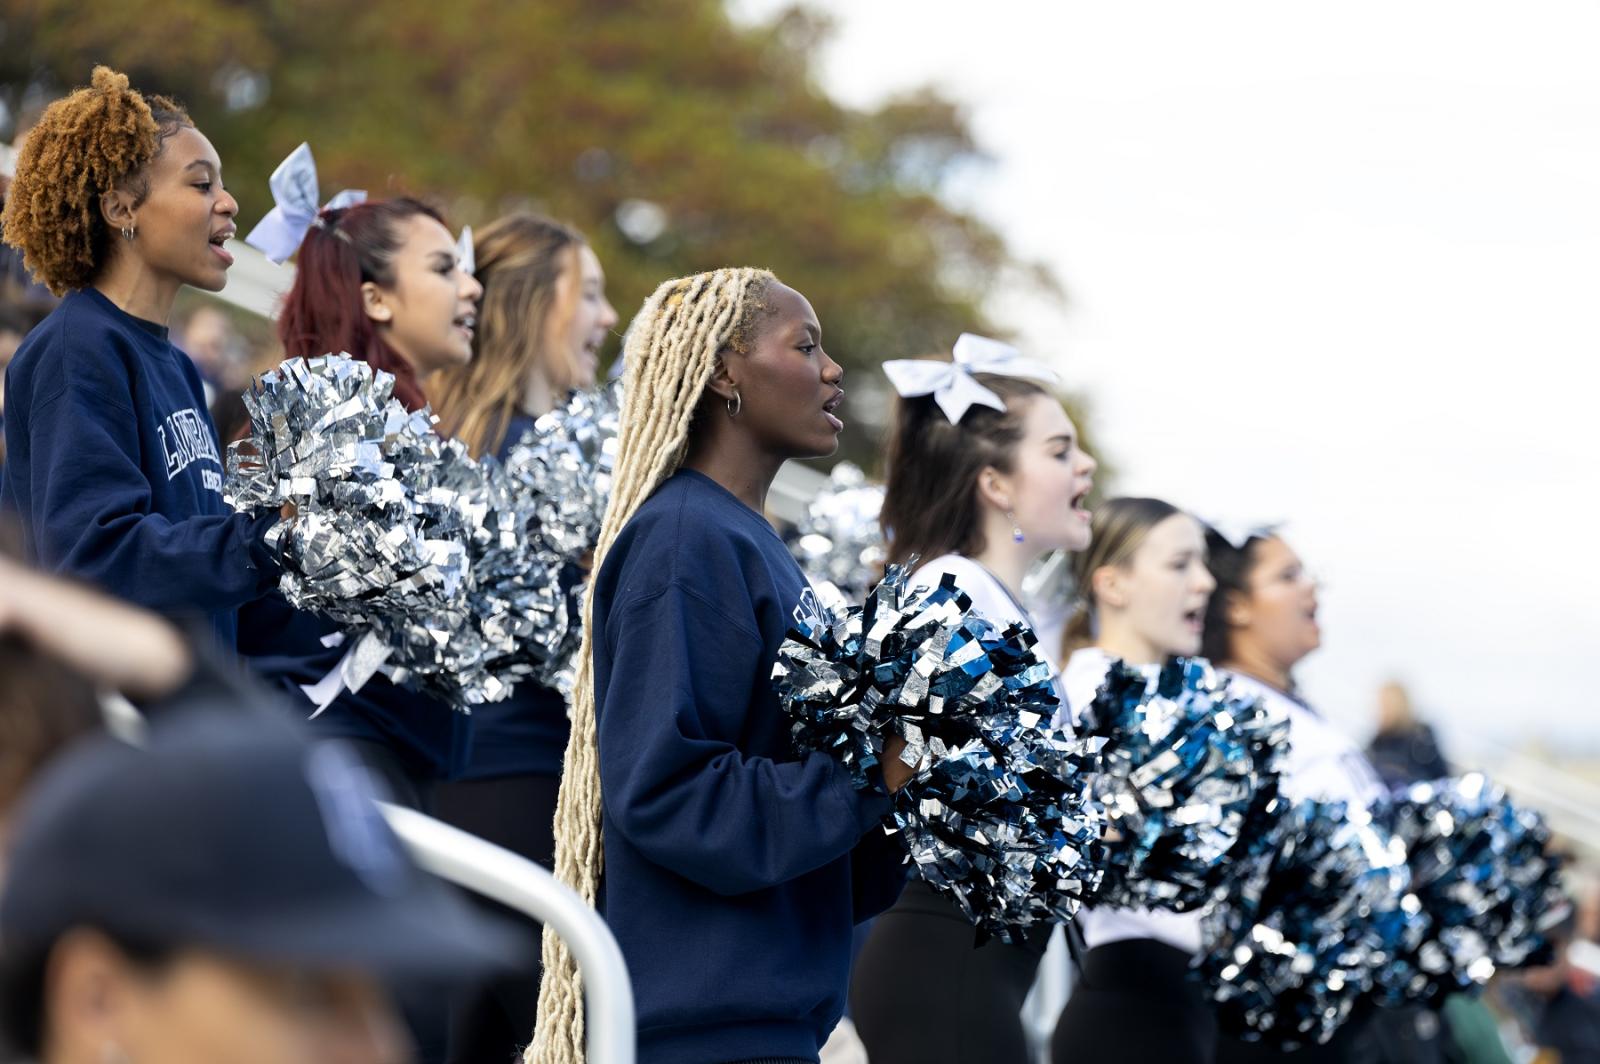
[1006,510,1024,544]
[726,390,742,418]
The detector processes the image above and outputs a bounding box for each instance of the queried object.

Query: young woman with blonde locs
[531,268,910,1064]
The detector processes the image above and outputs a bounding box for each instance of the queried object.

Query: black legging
[1214,1004,1449,1064]
[849,880,1046,1064]
[434,772,561,1064]
[1052,937,1217,1063]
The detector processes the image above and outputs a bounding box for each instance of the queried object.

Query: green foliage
[1,0,1070,463]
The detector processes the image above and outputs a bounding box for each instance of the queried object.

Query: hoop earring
[1006,510,1024,544]
[120,226,135,241]
[726,390,742,418]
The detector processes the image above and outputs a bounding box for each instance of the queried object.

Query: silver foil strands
[226,354,566,707]
[226,354,467,629]
[1196,798,1416,1048]
[1081,657,1287,912]
[774,564,1106,945]
[382,441,567,706]
[788,462,886,602]
[1374,772,1568,1008]
[500,381,622,697]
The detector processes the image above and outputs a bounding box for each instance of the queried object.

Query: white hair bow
[1204,517,1284,551]
[882,333,1060,423]
[455,225,475,277]
[244,143,367,264]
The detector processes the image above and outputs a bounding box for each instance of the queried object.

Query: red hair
[276,197,445,412]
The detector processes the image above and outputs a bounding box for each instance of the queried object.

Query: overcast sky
[738,0,1600,748]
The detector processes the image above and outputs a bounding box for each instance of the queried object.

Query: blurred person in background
[1496,912,1600,1064]
[1367,679,1451,791]
[0,706,524,1064]
[0,300,50,471]
[173,301,245,405]
[1050,497,1219,1063]
[1204,527,1444,1064]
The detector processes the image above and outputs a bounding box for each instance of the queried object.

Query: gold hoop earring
[726,391,742,418]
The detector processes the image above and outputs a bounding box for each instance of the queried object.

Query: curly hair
[0,67,193,296]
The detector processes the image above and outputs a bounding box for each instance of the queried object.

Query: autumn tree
[0,0,1069,465]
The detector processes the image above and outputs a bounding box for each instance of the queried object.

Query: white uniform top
[1060,647,1205,954]
[906,554,1062,675]
[1221,670,1385,809]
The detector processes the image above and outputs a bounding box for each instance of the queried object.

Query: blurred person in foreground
[1367,679,1451,791]
[0,530,191,848]
[0,705,525,1064]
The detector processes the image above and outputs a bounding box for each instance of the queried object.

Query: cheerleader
[426,213,618,1061]
[1048,497,1220,1063]
[237,194,483,803]
[532,269,909,1064]
[849,335,1098,1064]
[1203,527,1444,1064]
[0,68,280,647]
[236,191,483,1064]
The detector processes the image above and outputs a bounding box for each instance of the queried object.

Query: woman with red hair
[240,195,482,802]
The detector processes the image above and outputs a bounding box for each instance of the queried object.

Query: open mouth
[1071,484,1093,520]
[453,312,476,339]
[209,229,236,264]
[1183,606,1205,631]
[822,390,845,431]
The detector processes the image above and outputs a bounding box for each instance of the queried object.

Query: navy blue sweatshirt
[453,412,572,780]
[591,469,907,1064]
[0,288,278,648]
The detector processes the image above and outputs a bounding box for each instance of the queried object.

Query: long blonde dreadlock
[528,267,776,1062]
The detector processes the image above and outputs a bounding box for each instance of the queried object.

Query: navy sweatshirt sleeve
[599,579,889,895]
[0,290,277,647]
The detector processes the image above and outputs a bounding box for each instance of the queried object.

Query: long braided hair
[529,266,775,1062]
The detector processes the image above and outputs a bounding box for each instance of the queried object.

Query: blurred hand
[0,556,192,699]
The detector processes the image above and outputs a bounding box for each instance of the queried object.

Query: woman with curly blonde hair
[0,67,280,649]
[426,212,617,1062]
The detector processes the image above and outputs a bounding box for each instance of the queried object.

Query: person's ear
[360,281,393,325]
[1091,565,1128,611]
[99,187,140,239]
[1223,587,1252,629]
[703,354,739,403]
[974,467,1013,515]
[45,929,141,1059]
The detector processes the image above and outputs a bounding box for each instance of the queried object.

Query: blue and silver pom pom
[1374,772,1568,1008]
[774,564,1105,944]
[1197,798,1416,1048]
[1081,657,1288,912]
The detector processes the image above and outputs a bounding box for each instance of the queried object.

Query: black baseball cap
[0,705,526,982]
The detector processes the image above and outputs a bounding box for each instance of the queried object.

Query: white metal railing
[379,802,635,1064]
